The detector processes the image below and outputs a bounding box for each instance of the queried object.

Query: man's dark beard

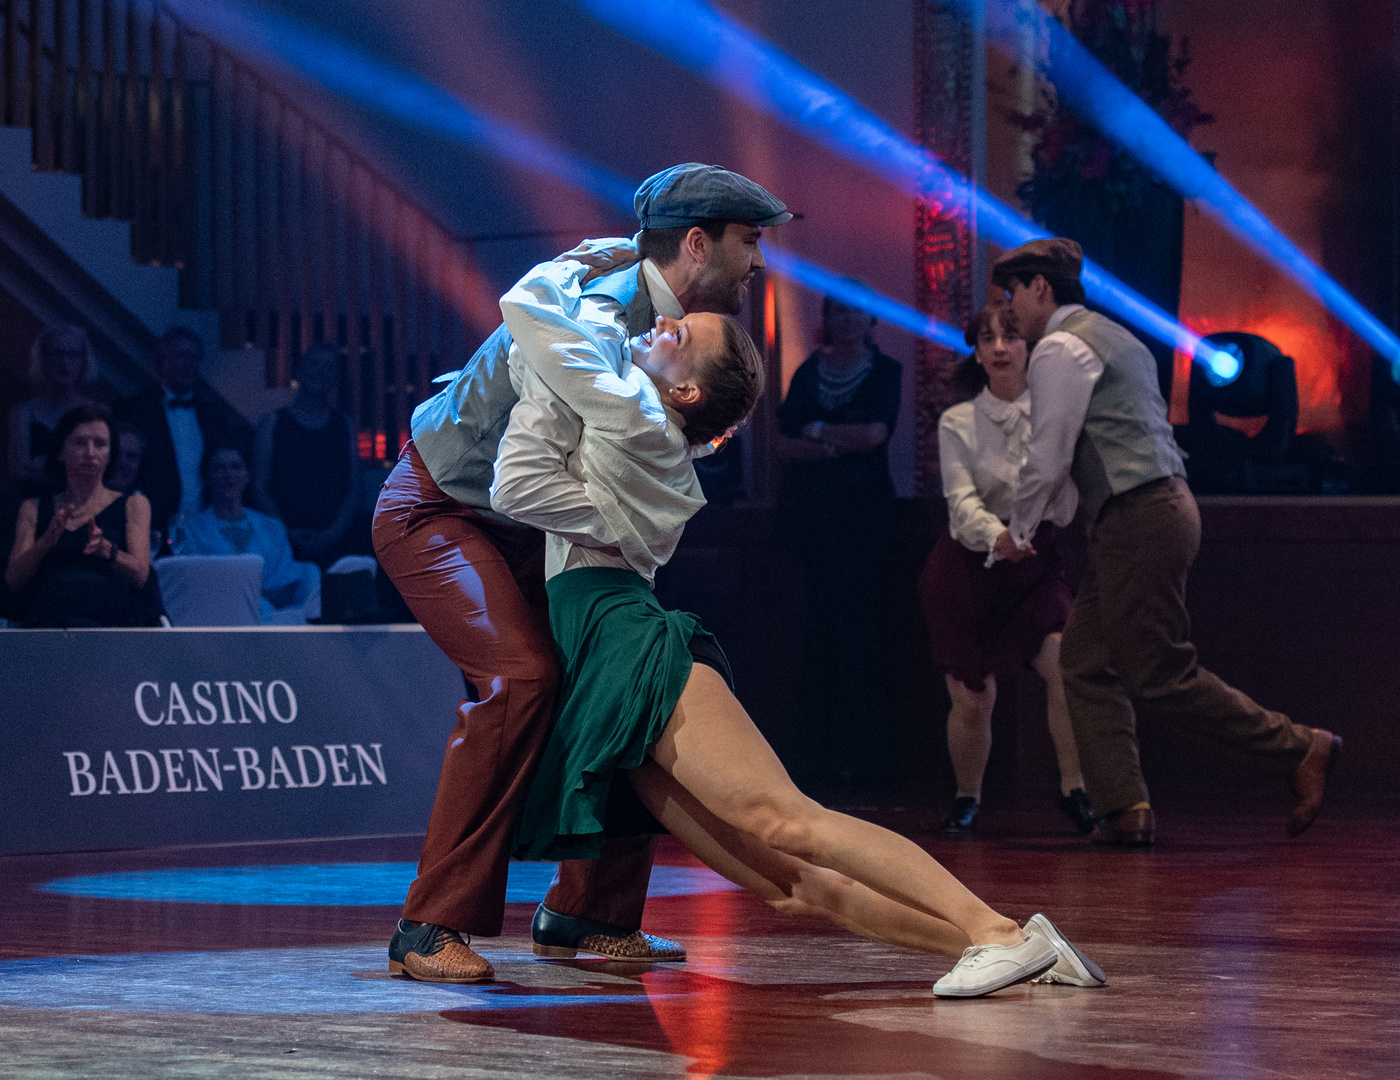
[689,264,747,315]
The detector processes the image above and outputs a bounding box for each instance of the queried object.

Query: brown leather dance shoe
[531,904,687,962]
[1090,806,1155,847]
[388,919,494,983]
[1287,727,1342,838]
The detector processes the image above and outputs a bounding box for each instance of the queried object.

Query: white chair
[261,561,322,625]
[157,554,264,627]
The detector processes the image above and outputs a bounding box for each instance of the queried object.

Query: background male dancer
[374,163,790,981]
[993,238,1339,847]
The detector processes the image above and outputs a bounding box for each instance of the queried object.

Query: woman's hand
[38,504,76,550]
[82,522,116,561]
[993,529,1034,563]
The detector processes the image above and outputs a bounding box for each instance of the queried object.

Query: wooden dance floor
[2,801,1396,1079]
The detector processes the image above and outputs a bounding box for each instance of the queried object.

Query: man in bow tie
[115,327,253,533]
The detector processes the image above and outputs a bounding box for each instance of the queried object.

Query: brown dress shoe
[388,920,494,983]
[1091,806,1155,846]
[535,931,687,962]
[1288,727,1341,838]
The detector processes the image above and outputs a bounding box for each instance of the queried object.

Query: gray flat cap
[992,238,1084,288]
[634,163,792,230]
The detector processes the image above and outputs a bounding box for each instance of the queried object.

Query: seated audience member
[7,325,97,487]
[917,300,1091,835]
[107,423,146,494]
[184,444,319,623]
[5,405,154,627]
[114,327,253,534]
[776,295,902,780]
[252,343,360,566]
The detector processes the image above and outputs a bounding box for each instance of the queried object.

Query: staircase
[0,0,481,459]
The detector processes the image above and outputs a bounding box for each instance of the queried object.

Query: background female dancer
[918,300,1092,835]
[490,258,1105,998]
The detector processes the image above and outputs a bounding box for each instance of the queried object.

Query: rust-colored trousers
[1060,476,1314,816]
[373,442,656,936]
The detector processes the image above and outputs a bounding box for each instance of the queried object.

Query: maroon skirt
[917,522,1072,693]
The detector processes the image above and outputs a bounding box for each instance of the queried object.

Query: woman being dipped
[918,300,1091,835]
[488,259,1104,999]
[6,405,152,627]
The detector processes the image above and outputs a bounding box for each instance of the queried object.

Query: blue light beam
[162,0,637,210]
[968,0,1400,379]
[165,0,966,353]
[576,0,1240,381]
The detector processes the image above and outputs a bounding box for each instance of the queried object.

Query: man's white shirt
[163,389,204,519]
[1005,304,1102,555]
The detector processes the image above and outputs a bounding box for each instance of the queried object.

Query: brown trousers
[1060,476,1314,816]
[373,442,656,936]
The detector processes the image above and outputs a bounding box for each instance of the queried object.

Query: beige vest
[1057,309,1186,528]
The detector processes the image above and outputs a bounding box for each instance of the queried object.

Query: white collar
[974,386,1031,425]
[641,259,685,320]
[1044,304,1086,336]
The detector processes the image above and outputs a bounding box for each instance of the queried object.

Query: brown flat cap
[991,237,1083,288]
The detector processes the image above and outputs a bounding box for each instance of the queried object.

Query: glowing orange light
[357,431,374,459]
[764,277,777,354]
[374,432,387,460]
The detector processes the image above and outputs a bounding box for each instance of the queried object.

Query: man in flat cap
[991,237,1338,846]
[374,163,789,982]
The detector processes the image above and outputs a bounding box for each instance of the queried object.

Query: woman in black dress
[252,343,360,566]
[777,297,902,780]
[6,405,153,627]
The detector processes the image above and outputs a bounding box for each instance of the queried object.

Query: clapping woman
[5,405,152,626]
[918,300,1093,835]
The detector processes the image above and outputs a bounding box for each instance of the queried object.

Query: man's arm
[1005,334,1102,551]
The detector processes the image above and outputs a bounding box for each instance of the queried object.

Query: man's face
[1005,277,1054,345]
[157,341,201,394]
[689,224,765,315]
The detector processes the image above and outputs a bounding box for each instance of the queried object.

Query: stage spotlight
[963,0,1400,379]
[575,0,1234,378]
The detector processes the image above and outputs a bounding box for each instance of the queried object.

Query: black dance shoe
[1057,788,1096,834]
[942,796,979,835]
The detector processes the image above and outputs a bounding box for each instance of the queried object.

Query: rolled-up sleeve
[1007,333,1101,548]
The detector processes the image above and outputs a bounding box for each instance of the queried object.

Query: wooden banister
[1,0,484,462]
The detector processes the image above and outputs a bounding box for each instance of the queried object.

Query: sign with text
[0,627,464,855]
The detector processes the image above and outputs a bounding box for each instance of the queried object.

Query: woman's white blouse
[938,388,1078,562]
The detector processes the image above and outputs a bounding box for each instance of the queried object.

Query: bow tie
[166,397,196,409]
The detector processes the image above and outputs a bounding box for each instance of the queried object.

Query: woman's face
[975,317,1028,382]
[42,334,88,391]
[632,313,724,390]
[206,449,250,505]
[60,420,111,482]
[824,302,874,347]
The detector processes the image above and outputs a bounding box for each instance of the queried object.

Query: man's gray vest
[409,262,659,518]
[1056,308,1186,528]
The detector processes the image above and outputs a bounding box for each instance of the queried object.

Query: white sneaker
[932,934,1058,998]
[1025,913,1107,987]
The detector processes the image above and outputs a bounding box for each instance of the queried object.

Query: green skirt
[514,566,712,861]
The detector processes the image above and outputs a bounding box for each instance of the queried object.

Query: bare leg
[1032,634,1085,796]
[945,674,996,801]
[628,759,972,958]
[649,665,1024,948]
